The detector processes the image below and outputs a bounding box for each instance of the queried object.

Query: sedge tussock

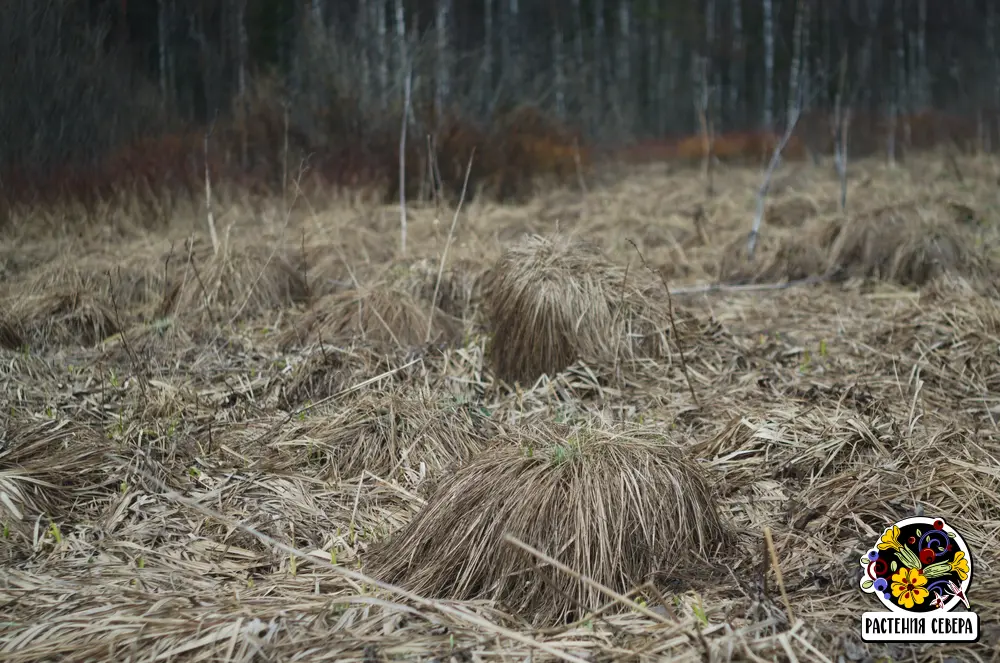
[485,233,681,385]
[366,422,731,624]
[280,284,463,350]
[3,290,120,348]
[262,392,494,482]
[824,207,987,286]
[382,257,487,320]
[170,241,308,320]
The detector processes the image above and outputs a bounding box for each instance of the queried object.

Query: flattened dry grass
[1,153,999,662]
[367,422,732,624]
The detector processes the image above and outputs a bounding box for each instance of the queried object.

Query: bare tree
[501,0,519,90]
[763,0,775,131]
[615,0,633,130]
[394,0,406,83]
[593,0,606,121]
[552,10,567,120]
[434,0,452,123]
[729,0,744,125]
[482,0,494,111]
[375,0,388,110]
[787,0,806,121]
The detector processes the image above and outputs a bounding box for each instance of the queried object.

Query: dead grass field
[1,152,998,662]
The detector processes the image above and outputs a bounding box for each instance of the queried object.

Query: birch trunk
[376,0,388,109]
[616,0,632,128]
[434,0,452,123]
[482,0,494,111]
[788,0,805,117]
[158,0,169,108]
[763,0,775,130]
[729,0,743,126]
[553,14,567,120]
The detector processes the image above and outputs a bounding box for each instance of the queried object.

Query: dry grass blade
[367,422,732,624]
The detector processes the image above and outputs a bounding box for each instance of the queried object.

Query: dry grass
[241,391,495,483]
[0,153,998,661]
[485,233,680,385]
[367,422,731,624]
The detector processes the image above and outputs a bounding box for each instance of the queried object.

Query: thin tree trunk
[616,0,632,131]
[482,0,494,111]
[501,0,519,89]
[434,0,452,123]
[893,0,907,156]
[917,0,928,110]
[593,0,605,120]
[553,12,567,120]
[359,0,372,109]
[394,0,406,79]
[763,0,775,130]
[571,0,585,127]
[729,0,743,127]
[647,20,661,135]
[376,0,388,110]
[788,0,805,118]
[158,0,169,109]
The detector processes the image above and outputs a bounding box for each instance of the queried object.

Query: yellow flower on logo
[950,551,969,581]
[891,567,929,609]
[878,526,902,551]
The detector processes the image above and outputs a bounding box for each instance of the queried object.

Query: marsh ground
[0,153,998,661]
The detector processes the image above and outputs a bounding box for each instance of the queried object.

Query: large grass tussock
[367,423,731,624]
[485,234,678,385]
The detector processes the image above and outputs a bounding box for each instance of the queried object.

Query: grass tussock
[485,233,677,385]
[5,290,119,348]
[824,207,987,285]
[281,284,463,350]
[167,240,310,321]
[367,422,731,624]
[260,392,494,482]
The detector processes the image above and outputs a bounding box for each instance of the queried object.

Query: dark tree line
[3,0,1000,182]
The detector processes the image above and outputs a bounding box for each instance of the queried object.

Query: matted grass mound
[485,234,678,385]
[823,207,986,286]
[366,423,731,624]
[169,240,310,321]
[245,392,494,482]
[4,290,120,348]
[0,419,113,561]
[382,257,486,321]
[717,231,828,284]
[280,284,463,350]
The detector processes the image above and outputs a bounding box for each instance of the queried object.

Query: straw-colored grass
[243,391,495,482]
[367,422,731,624]
[0,153,998,662]
[485,233,680,385]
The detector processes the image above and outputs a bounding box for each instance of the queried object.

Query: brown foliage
[2,89,585,215]
[674,131,808,164]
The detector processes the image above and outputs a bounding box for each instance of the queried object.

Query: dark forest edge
[3,0,1000,220]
